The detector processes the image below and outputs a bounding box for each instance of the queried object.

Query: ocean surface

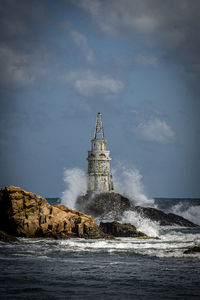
[0,198,200,299]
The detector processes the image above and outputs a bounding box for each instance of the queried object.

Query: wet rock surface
[0,186,106,239]
[100,221,147,238]
[0,186,197,241]
[76,192,130,219]
[134,206,198,227]
[184,246,200,254]
[76,192,198,227]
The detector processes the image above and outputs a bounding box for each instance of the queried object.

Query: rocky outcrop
[76,192,130,219]
[134,206,197,227]
[0,230,19,243]
[76,192,198,227]
[0,186,106,239]
[100,221,147,238]
[184,246,200,254]
[1,186,197,241]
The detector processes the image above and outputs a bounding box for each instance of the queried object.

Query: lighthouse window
[100,153,106,157]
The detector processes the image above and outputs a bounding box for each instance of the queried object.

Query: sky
[0,0,200,198]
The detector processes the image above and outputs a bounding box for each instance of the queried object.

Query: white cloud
[70,29,95,63]
[134,53,159,67]
[135,118,175,143]
[74,0,200,76]
[62,69,124,97]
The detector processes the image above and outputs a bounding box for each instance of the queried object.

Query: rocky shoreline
[0,186,108,240]
[0,186,198,243]
[0,186,147,241]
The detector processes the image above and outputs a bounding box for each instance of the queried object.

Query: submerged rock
[100,221,147,238]
[184,246,200,254]
[0,186,106,239]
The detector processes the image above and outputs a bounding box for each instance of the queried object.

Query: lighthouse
[87,113,114,194]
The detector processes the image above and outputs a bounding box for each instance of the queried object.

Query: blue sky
[0,0,200,198]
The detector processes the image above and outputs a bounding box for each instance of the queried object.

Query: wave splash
[60,166,200,238]
[61,166,160,236]
[61,168,87,209]
[61,165,154,209]
[170,203,200,226]
[113,165,155,207]
[121,210,160,237]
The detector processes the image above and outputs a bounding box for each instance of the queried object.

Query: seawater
[0,199,200,299]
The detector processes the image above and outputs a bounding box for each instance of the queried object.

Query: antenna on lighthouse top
[94,112,104,139]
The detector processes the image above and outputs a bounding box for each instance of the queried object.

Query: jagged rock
[134,206,198,227]
[0,230,19,242]
[76,192,130,219]
[100,221,147,238]
[54,205,106,239]
[0,186,106,239]
[77,192,197,227]
[184,246,200,254]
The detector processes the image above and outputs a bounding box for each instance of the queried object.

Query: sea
[0,198,200,300]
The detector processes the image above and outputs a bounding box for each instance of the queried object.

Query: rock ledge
[100,221,147,238]
[0,186,106,239]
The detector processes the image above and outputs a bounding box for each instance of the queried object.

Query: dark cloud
[0,0,56,88]
[75,0,200,74]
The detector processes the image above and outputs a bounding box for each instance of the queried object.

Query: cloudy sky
[0,0,200,198]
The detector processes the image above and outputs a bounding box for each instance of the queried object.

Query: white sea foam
[61,168,87,209]
[18,229,200,259]
[56,230,200,258]
[170,203,200,226]
[160,230,200,244]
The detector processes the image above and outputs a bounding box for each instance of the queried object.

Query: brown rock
[54,204,105,239]
[100,221,147,238]
[0,186,106,239]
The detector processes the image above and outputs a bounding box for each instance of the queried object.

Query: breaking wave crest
[121,210,160,237]
[170,203,200,226]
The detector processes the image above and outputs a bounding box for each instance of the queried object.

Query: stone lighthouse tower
[87,112,114,194]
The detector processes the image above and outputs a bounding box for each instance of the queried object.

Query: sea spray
[61,165,155,208]
[170,203,200,226]
[113,164,156,207]
[121,210,160,237]
[61,166,159,234]
[61,168,87,209]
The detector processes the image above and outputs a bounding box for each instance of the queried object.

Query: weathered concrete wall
[87,173,114,193]
[87,139,114,193]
